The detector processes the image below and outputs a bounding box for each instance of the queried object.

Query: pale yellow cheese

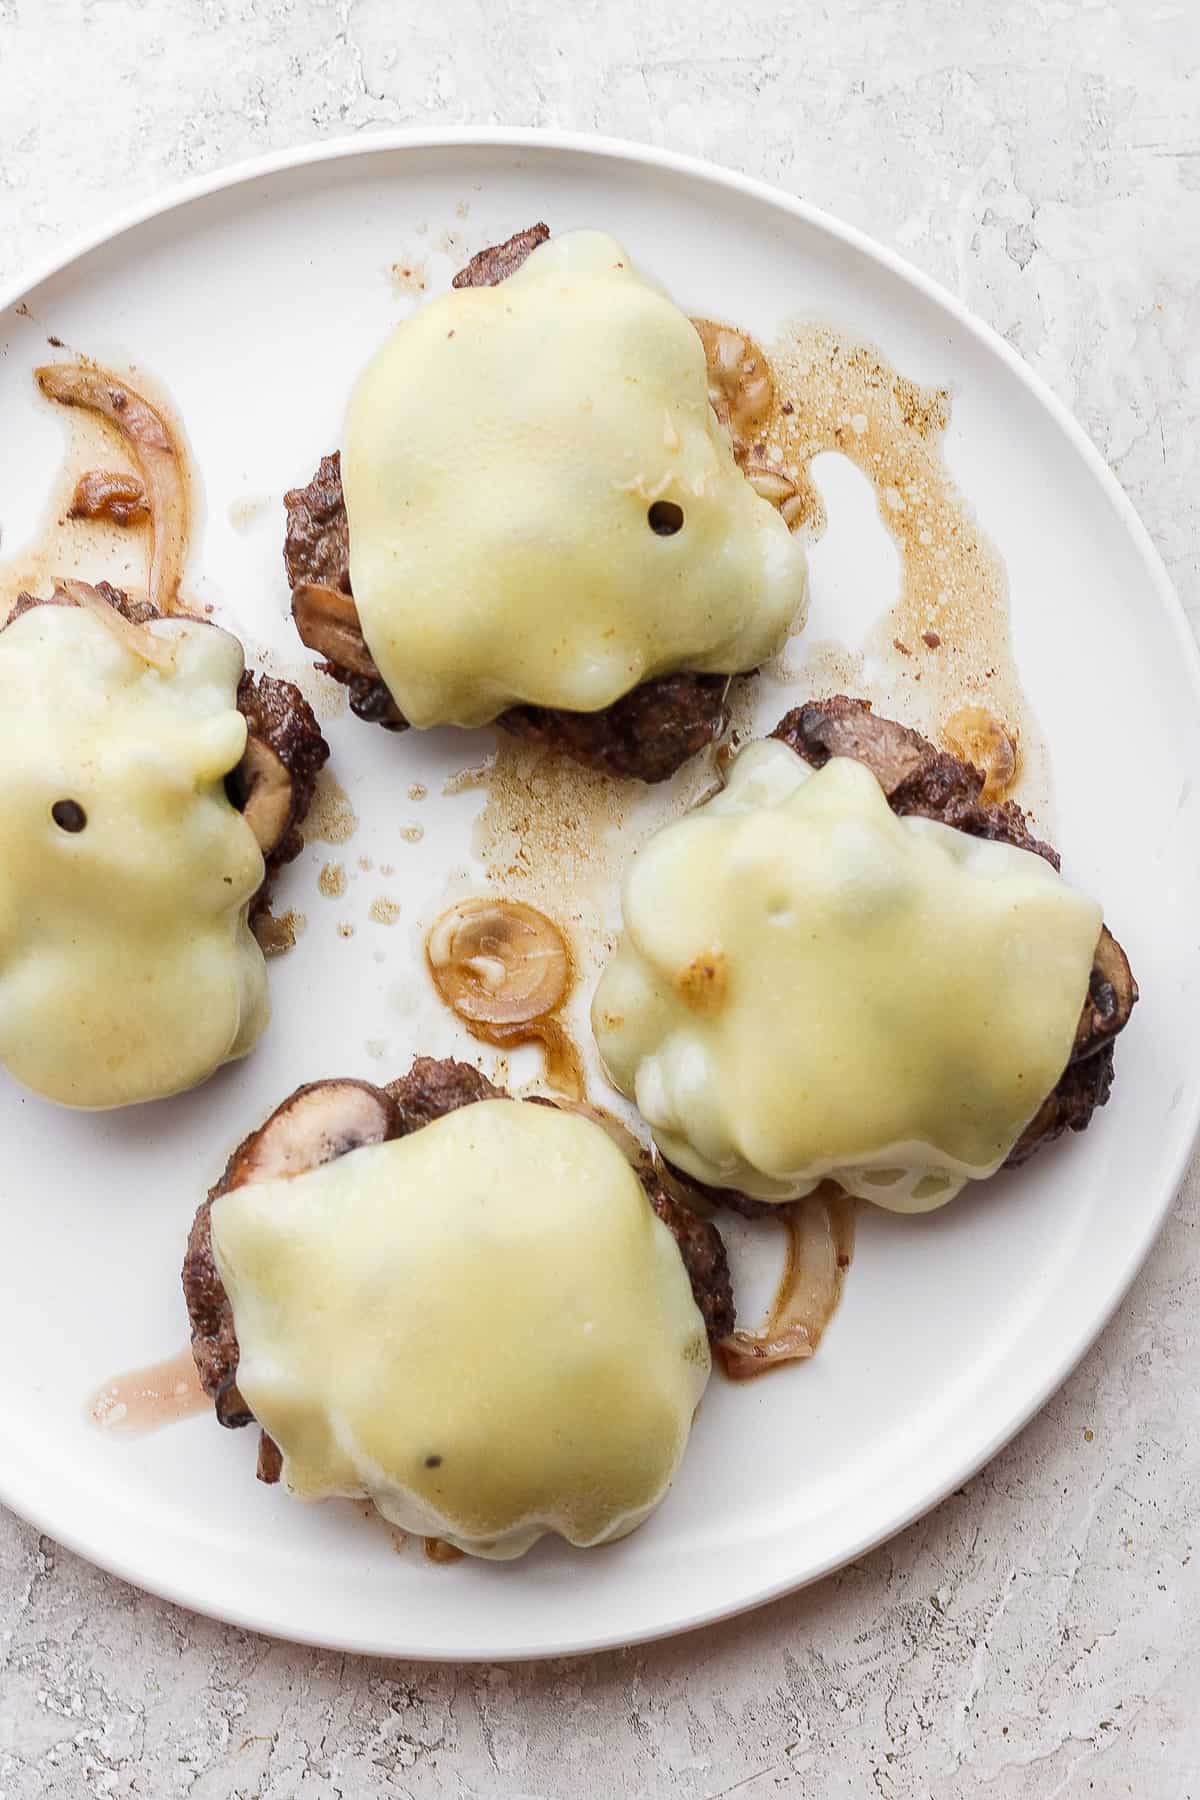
[592,740,1102,1210]
[0,604,268,1108]
[211,1100,710,1559]
[342,230,808,728]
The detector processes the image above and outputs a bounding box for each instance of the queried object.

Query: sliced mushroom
[36,362,189,614]
[230,735,295,857]
[691,318,776,458]
[742,460,799,507]
[220,1079,401,1191]
[741,458,809,531]
[427,898,572,1027]
[1074,926,1137,1063]
[291,582,381,679]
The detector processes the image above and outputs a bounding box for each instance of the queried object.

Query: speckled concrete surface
[1,3,1198,1794]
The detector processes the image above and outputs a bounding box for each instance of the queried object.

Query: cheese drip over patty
[0,604,268,1108]
[592,740,1102,1210]
[342,231,808,728]
[210,1100,710,1560]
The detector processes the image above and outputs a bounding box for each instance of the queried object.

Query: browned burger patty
[5,582,329,905]
[283,223,748,784]
[660,696,1136,1218]
[182,1057,735,1472]
[771,696,1136,1167]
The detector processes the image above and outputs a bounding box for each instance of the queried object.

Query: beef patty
[182,1057,735,1479]
[663,696,1136,1217]
[772,696,1134,1168]
[4,582,328,908]
[282,222,747,784]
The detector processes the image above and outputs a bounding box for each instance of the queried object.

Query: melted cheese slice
[342,231,808,727]
[0,605,268,1108]
[211,1100,710,1559]
[593,740,1102,1210]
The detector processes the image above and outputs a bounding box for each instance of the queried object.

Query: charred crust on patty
[1006,1047,1116,1167]
[283,451,351,595]
[643,1180,735,1341]
[500,673,734,784]
[384,1054,504,1129]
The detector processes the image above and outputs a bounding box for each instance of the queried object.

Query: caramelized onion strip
[60,578,176,671]
[36,361,190,614]
[718,1186,855,1381]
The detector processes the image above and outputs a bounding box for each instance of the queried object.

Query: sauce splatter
[764,320,1044,812]
[390,259,428,295]
[307,770,358,844]
[442,755,496,796]
[88,1347,208,1436]
[369,896,401,926]
[318,861,347,898]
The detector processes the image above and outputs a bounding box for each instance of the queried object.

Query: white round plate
[1,130,1197,1662]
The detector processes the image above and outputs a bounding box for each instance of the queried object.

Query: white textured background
[2,3,1199,1795]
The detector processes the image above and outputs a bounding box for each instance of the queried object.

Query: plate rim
[2,126,1197,1661]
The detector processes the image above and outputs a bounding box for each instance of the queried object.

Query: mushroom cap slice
[291,581,381,679]
[231,735,294,858]
[220,1079,402,1190]
[1074,926,1137,1063]
[183,1079,404,1431]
